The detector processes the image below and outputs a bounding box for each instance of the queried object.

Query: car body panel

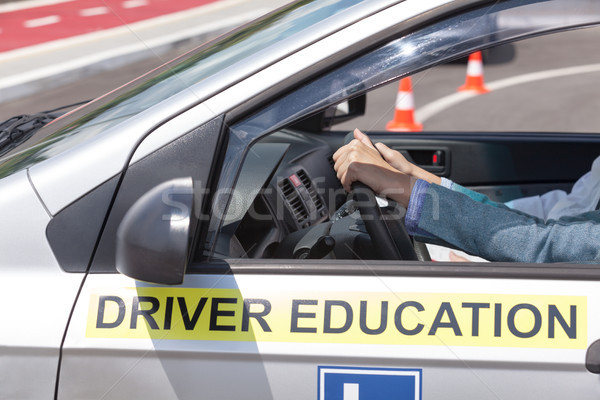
[58,0,600,397]
[0,171,83,399]
[60,268,600,399]
[1,0,600,398]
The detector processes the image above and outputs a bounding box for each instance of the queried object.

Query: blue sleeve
[405,179,435,239]
[406,181,600,263]
[441,177,504,208]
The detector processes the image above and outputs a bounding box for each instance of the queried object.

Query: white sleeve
[506,155,600,220]
[547,156,600,220]
[507,190,567,220]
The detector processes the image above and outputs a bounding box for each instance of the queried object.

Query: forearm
[407,163,441,185]
[406,181,600,263]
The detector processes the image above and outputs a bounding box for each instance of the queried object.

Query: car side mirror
[116,177,194,285]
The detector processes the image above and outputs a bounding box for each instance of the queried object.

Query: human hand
[333,129,414,206]
[374,142,412,174]
[347,128,441,185]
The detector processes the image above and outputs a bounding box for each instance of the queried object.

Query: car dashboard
[214,129,366,260]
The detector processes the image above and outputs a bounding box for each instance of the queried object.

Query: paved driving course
[1,0,600,134]
[0,0,220,51]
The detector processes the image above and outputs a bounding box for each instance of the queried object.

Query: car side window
[332,27,600,134]
[204,0,600,261]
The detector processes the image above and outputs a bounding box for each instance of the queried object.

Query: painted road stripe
[0,0,75,13]
[0,0,221,52]
[0,0,246,61]
[122,0,149,9]
[24,15,61,28]
[79,7,109,17]
[0,7,266,91]
[416,63,600,122]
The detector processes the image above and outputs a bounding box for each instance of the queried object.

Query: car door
[59,0,600,398]
[0,170,89,400]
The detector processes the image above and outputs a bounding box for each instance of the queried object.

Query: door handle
[586,339,600,373]
[394,148,448,176]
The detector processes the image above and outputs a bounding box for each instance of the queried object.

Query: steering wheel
[351,182,419,260]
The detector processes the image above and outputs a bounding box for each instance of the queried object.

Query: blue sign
[318,366,422,400]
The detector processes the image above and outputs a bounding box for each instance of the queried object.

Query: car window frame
[202,0,600,265]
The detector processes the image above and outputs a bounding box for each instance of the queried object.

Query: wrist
[383,172,416,207]
[413,166,441,185]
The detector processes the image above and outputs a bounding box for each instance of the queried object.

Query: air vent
[297,169,324,210]
[278,179,308,224]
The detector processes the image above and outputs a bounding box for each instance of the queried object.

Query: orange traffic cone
[458,51,490,93]
[386,77,423,132]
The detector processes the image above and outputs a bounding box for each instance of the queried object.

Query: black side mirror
[116,177,194,285]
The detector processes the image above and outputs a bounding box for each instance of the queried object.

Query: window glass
[335,26,600,133]
[0,0,365,179]
[206,0,600,259]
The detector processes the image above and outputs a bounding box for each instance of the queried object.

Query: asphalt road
[2,24,600,134]
[336,25,600,134]
[0,0,220,51]
[0,38,202,118]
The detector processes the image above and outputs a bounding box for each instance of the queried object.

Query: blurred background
[1,0,599,133]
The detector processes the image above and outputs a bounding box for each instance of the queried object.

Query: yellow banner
[86,287,587,349]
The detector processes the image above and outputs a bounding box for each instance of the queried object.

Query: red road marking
[0,0,219,52]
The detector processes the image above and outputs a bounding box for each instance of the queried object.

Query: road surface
[1,1,599,134]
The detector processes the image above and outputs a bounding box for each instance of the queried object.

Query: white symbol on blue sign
[318,366,422,400]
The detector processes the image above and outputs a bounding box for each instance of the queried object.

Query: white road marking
[0,5,266,91]
[0,0,75,14]
[79,7,110,17]
[416,63,600,122]
[23,15,61,28]
[122,0,149,9]
[0,0,247,62]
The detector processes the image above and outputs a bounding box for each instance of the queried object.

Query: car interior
[207,24,600,263]
[210,124,600,262]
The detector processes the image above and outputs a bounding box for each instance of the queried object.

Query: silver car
[1,0,600,398]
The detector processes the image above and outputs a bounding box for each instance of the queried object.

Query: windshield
[0,0,368,179]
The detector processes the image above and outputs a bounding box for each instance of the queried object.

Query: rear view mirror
[116,177,194,285]
[290,94,366,131]
[326,94,367,126]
